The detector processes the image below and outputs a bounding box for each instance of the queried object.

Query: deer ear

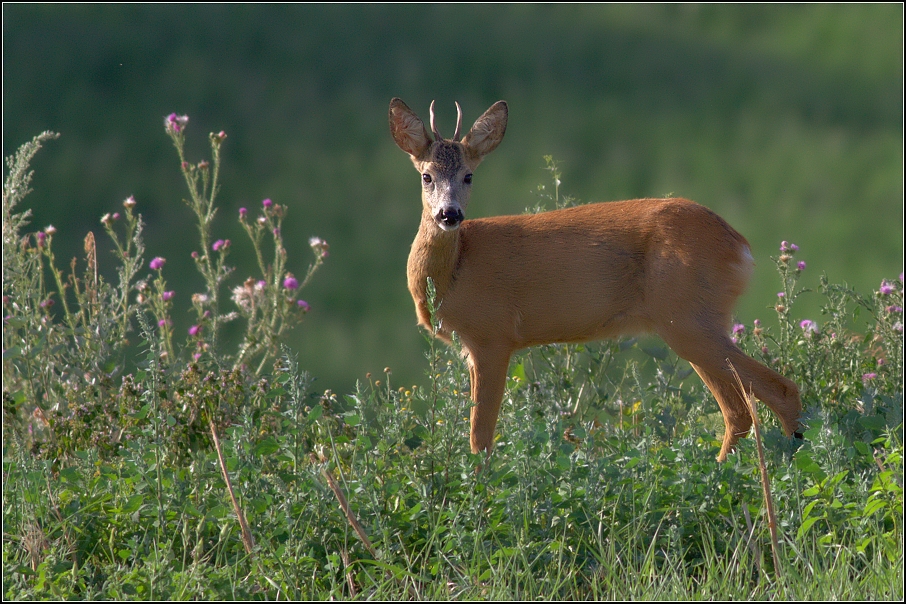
[389,98,432,159]
[462,101,508,159]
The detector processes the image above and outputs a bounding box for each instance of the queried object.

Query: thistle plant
[2,116,326,456]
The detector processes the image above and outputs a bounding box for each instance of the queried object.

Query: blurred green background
[3,4,902,396]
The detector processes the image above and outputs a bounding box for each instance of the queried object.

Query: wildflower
[123,195,137,209]
[273,227,280,237]
[799,320,819,335]
[885,305,902,314]
[262,198,273,208]
[283,275,299,290]
[40,299,54,309]
[894,322,904,333]
[879,280,895,295]
[189,325,201,336]
[35,231,46,248]
[44,225,56,236]
[309,236,330,258]
[777,292,785,298]
[862,372,877,382]
[257,215,266,225]
[194,353,202,361]
[198,160,209,170]
[158,319,171,328]
[191,293,209,305]
[780,241,799,253]
[212,239,225,252]
[101,213,113,226]
[112,212,120,221]
[191,251,199,259]
[162,291,175,301]
[165,113,189,133]
[239,207,248,219]
[149,257,166,270]
[297,299,310,312]
[797,261,806,271]
[732,323,745,335]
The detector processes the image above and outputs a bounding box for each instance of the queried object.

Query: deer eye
[464,174,473,185]
[422,173,432,184]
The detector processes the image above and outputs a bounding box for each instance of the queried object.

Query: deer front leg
[466,346,513,455]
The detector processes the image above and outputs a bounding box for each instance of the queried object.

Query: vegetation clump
[2,132,902,600]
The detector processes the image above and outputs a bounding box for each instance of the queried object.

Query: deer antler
[429,100,443,141]
[453,102,463,141]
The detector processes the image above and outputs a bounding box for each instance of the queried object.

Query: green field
[3,4,902,394]
[3,9,904,591]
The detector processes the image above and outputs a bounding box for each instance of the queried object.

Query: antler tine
[453,102,463,141]
[429,100,443,141]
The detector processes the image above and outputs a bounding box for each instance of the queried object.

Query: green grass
[3,125,903,599]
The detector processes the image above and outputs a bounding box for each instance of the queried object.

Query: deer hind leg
[662,328,802,461]
[690,362,753,462]
[465,345,513,456]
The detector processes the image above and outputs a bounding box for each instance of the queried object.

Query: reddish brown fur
[390,98,801,461]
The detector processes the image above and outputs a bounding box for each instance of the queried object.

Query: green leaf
[252,437,280,456]
[853,441,871,456]
[858,415,886,431]
[2,345,22,360]
[641,345,668,360]
[797,515,823,539]
[862,498,887,517]
[306,405,323,423]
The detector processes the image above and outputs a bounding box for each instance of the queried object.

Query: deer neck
[407,207,462,329]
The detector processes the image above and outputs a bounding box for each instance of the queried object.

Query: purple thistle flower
[800,319,819,334]
[189,325,201,336]
[879,280,895,295]
[862,372,877,382]
[777,292,785,298]
[283,275,299,290]
[212,239,225,252]
[790,243,799,252]
[165,113,189,133]
[797,261,806,271]
[162,291,175,301]
[297,300,310,312]
[239,207,248,219]
[158,319,171,328]
[40,299,54,308]
[150,257,166,270]
[886,305,903,314]
[732,323,745,335]
[780,241,789,252]
[262,198,273,208]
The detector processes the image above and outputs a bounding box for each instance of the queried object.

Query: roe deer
[388,98,802,462]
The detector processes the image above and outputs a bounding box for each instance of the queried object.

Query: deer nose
[436,207,464,229]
